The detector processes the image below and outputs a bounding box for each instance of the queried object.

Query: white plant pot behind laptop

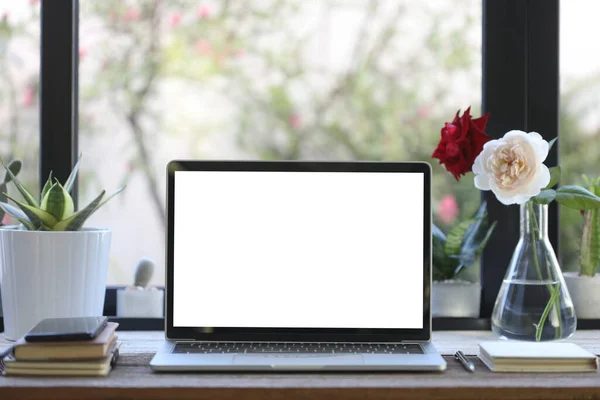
[0,227,111,340]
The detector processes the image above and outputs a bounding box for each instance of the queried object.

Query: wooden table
[2,330,600,399]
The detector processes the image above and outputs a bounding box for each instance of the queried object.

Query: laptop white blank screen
[173,170,424,329]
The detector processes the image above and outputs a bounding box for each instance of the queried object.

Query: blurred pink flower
[438,194,459,225]
[79,47,88,61]
[194,39,212,56]
[235,48,247,57]
[29,0,40,5]
[417,106,431,118]
[197,5,210,18]
[2,215,9,225]
[170,12,182,27]
[124,8,140,22]
[289,114,301,128]
[23,85,35,107]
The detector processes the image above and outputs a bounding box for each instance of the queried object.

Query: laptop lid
[166,161,431,342]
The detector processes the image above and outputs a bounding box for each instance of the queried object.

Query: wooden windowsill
[2,330,600,399]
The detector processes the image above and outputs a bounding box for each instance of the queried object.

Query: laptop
[150,161,446,371]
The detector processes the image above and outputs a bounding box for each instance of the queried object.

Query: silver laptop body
[151,161,446,372]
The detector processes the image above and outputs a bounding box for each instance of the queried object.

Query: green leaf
[0,201,34,230]
[432,224,457,281]
[3,193,58,229]
[454,201,496,276]
[533,189,556,205]
[555,185,600,210]
[63,155,82,193]
[93,185,125,212]
[580,209,600,276]
[547,137,557,151]
[40,171,53,204]
[545,166,561,189]
[52,190,105,231]
[3,159,22,184]
[432,223,447,266]
[1,159,38,207]
[0,183,6,203]
[41,181,75,220]
[444,219,474,257]
[474,221,497,255]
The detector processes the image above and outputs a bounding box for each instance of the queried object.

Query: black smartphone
[24,316,109,342]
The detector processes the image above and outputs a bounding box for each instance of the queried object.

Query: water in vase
[492,278,577,341]
[491,202,577,341]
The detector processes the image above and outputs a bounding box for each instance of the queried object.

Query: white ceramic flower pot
[117,288,164,318]
[0,226,111,340]
[564,271,600,319]
[432,280,481,318]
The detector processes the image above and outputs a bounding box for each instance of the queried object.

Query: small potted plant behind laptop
[0,157,124,340]
[432,202,496,317]
[117,258,164,318]
[563,175,600,318]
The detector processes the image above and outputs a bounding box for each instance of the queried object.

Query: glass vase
[491,201,576,341]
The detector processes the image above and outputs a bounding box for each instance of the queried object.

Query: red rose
[432,107,491,180]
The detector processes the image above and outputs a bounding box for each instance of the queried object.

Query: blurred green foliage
[0,0,598,273]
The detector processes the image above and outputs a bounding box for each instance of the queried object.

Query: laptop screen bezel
[166,161,432,342]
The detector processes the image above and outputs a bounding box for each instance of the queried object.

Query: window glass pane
[559,1,600,272]
[0,2,40,224]
[79,0,482,285]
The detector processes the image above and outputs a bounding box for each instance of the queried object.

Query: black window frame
[29,0,600,332]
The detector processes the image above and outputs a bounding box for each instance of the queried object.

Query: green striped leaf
[454,201,496,277]
[4,193,58,229]
[52,191,105,231]
[444,219,473,257]
[40,171,53,204]
[64,155,82,193]
[1,159,38,207]
[0,201,34,230]
[41,181,75,220]
[94,185,125,212]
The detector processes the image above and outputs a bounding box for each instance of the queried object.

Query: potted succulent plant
[0,159,22,321]
[564,176,600,319]
[432,201,497,317]
[116,258,164,318]
[0,158,124,340]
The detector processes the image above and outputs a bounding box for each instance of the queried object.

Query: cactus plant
[433,201,497,281]
[133,258,155,288]
[0,156,124,231]
[579,175,600,277]
[0,159,22,226]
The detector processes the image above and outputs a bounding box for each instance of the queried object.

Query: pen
[454,350,475,372]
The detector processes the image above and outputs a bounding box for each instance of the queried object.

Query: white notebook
[478,341,598,372]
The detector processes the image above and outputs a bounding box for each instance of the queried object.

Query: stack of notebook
[478,341,599,373]
[2,322,120,376]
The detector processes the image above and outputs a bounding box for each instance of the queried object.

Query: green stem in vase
[536,283,561,342]
[528,200,562,340]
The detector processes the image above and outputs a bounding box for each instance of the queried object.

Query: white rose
[472,130,551,205]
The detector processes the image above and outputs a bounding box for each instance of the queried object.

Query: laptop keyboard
[173,342,423,355]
